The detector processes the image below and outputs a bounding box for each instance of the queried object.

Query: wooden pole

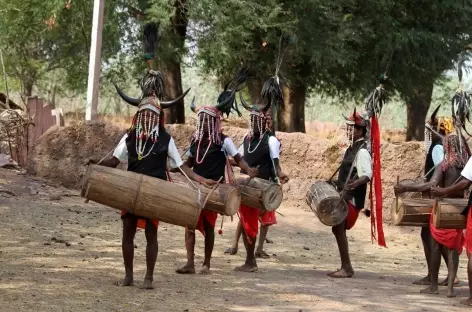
[0,49,10,109]
[85,0,105,121]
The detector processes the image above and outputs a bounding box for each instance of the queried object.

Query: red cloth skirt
[466,206,472,257]
[196,210,218,236]
[345,202,360,230]
[430,213,464,254]
[120,210,159,229]
[239,204,259,242]
[259,211,277,226]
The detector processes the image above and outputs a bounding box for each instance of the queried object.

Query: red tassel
[370,116,386,247]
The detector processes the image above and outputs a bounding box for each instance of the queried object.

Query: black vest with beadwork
[126,129,170,181]
[189,134,227,182]
[424,142,442,182]
[338,139,368,209]
[242,133,275,181]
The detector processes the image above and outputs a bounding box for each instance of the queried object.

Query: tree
[0,0,132,96]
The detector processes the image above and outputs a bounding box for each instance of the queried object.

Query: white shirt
[461,157,472,181]
[185,137,239,158]
[238,135,281,159]
[113,134,184,169]
[355,148,372,180]
[432,145,445,166]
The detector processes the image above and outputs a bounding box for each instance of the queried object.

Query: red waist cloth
[429,214,464,254]
[259,211,277,226]
[346,202,360,230]
[466,206,472,257]
[120,210,159,229]
[196,210,218,236]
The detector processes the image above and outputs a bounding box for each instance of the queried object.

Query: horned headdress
[189,66,251,163]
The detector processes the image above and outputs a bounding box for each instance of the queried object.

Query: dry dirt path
[0,169,469,312]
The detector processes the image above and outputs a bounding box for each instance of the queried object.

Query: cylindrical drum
[305,180,348,226]
[391,196,434,226]
[235,177,283,211]
[433,198,467,229]
[81,165,201,229]
[169,173,241,216]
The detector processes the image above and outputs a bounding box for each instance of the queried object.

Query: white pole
[85,0,105,121]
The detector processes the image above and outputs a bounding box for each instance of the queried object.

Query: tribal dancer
[88,70,214,289]
[176,68,258,275]
[330,78,386,278]
[431,147,472,305]
[395,86,471,297]
[411,106,459,286]
[230,76,289,272]
[224,96,289,259]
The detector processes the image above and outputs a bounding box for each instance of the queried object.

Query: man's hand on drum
[278,171,289,184]
[393,183,407,196]
[200,178,217,188]
[84,158,98,166]
[430,186,446,198]
[247,167,258,178]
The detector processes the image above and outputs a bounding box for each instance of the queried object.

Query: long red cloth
[430,214,464,254]
[259,211,277,226]
[196,210,218,236]
[346,202,360,230]
[466,206,472,257]
[239,204,259,243]
[369,116,386,247]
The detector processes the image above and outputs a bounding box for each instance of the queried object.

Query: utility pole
[85,0,105,120]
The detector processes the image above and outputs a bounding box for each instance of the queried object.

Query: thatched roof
[0,93,23,110]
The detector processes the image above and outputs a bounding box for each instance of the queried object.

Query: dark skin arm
[273,158,289,184]
[431,178,472,197]
[85,157,120,168]
[394,164,443,196]
[233,154,258,178]
[346,176,370,191]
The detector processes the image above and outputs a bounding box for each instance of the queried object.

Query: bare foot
[265,238,273,244]
[420,285,439,295]
[224,247,238,255]
[439,277,460,286]
[255,250,270,259]
[142,276,154,289]
[176,264,195,274]
[446,290,456,298]
[413,276,431,285]
[328,268,354,278]
[234,263,258,272]
[115,276,134,287]
[198,265,211,275]
[460,298,472,306]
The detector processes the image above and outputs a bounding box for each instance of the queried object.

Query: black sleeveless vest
[424,142,442,182]
[189,135,227,182]
[126,130,170,181]
[242,133,275,181]
[338,139,369,209]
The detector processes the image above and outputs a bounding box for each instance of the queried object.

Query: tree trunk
[405,81,434,141]
[163,0,188,124]
[23,79,34,97]
[163,61,185,123]
[247,80,263,104]
[277,84,306,133]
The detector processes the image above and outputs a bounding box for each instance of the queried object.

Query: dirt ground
[0,168,470,312]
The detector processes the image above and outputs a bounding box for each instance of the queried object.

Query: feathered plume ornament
[451,59,472,134]
[143,22,161,68]
[215,65,253,117]
[260,33,292,132]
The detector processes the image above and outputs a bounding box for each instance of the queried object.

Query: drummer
[227,90,289,272]
[88,70,216,289]
[176,70,258,275]
[410,108,459,287]
[328,109,372,278]
[431,149,472,305]
[395,128,469,296]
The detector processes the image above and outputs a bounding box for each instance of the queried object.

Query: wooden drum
[81,165,203,229]
[305,181,348,226]
[170,173,241,216]
[391,197,434,226]
[433,198,467,229]
[235,177,283,211]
